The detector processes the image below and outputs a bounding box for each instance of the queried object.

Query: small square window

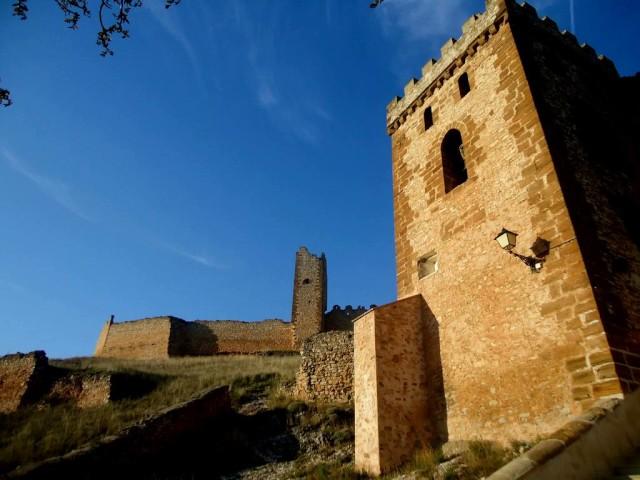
[424,106,433,131]
[458,73,471,98]
[418,252,439,279]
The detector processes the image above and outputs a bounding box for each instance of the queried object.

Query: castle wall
[96,317,294,359]
[324,305,368,331]
[509,3,640,394]
[354,296,445,475]
[0,351,48,413]
[94,317,112,356]
[291,247,327,347]
[294,331,353,402]
[186,320,294,354]
[387,0,625,444]
[96,317,172,359]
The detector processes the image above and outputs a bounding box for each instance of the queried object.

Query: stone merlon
[386,0,617,135]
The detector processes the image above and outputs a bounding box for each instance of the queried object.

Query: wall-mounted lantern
[494,228,518,250]
[494,228,550,273]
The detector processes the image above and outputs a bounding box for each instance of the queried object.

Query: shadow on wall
[422,299,448,447]
[170,321,219,356]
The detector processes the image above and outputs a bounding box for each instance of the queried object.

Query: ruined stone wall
[96,317,172,359]
[324,305,368,332]
[291,247,327,347]
[46,373,112,409]
[508,2,640,394]
[354,296,445,475]
[387,0,626,444]
[295,331,353,402]
[0,351,112,412]
[0,351,48,413]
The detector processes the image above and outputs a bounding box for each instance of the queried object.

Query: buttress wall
[96,317,173,359]
[387,0,627,443]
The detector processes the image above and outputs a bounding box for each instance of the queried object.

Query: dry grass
[0,354,300,473]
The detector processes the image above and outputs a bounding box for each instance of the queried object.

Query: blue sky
[1,0,638,358]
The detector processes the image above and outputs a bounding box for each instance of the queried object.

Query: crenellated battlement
[386,0,617,135]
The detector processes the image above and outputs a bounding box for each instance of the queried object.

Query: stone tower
[291,247,327,348]
[355,0,640,474]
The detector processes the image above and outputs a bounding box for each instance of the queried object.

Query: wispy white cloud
[2,148,223,270]
[150,237,226,269]
[231,0,331,145]
[257,77,278,107]
[144,2,211,94]
[0,278,28,295]
[379,0,562,41]
[1,148,93,222]
[378,0,469,40]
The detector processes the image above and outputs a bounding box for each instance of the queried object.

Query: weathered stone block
[0,351,48,413]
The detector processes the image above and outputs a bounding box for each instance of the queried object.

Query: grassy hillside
[0,354,300,473]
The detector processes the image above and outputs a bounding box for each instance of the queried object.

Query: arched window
[441,129,468,193]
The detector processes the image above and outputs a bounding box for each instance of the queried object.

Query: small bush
[330,427,354,446]
[458,440,511,480]
[286,400,308,414]
[295,460,369,480]
[401,447,442,477]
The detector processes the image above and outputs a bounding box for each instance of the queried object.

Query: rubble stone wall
[295,331,353,402]
[0,351,48,413]
[46,373,112,409]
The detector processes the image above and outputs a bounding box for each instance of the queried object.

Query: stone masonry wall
[292,247,327,347]
[0,351,48,413]
[354,295,445,476]
[97,317,295,359]
[324,305,368,332]
[96,317,173,359]
[46,373,112,409]
[386,0,626,444]
[295,331,353,402]
[509,2,640,394]
[185,320,294,354]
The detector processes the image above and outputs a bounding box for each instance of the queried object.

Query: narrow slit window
[458,72,471,98]
[424,106,433,131]
[418,252,439,279]
[442,129,468,193]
